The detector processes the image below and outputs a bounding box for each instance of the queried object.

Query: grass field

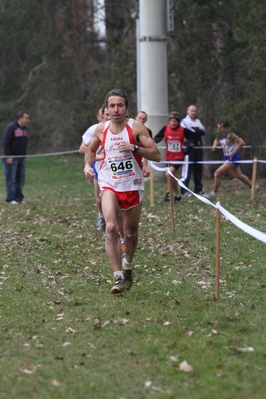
[0,155,266,399]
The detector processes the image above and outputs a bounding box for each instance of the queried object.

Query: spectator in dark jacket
[2,110,30,204]
[180,105,207,196]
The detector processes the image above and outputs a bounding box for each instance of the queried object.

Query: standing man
[135,111,153,138]
[180,105,207,196]
[84,88,161,294]
[2,110,30,204]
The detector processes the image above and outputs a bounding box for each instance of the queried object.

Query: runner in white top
[84,88,161,294]
[99,118,145,195]
[79,107,108,231]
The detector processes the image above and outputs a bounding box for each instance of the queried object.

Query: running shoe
[204,191,217,199]
[110,276,125,294]
[174,195,182,204]
[163,192,170,202]
[122,259,133,290]
[96,217,105,231]
[182,192,192,197]
[196,190,205,195]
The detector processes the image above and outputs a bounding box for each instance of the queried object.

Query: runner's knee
[124,228,138,242]
[105,221,118,236]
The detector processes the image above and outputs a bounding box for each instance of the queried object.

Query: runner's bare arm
[84,125,103,166]
[84,125,103,181]
[132,121,161,162]
[79,141,87,154]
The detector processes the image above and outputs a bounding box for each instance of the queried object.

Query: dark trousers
[181,148,203,194]
[2,158,25,202]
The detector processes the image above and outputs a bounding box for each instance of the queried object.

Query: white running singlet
[98,118,144,192]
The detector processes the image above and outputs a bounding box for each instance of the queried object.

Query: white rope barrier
[163,166,266,245]
[157,145,266,150]
[0,150,79,159]
[151,159,265,165]
[217,203,266,244]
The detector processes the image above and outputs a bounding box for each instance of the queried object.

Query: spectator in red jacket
[154,111,201,203]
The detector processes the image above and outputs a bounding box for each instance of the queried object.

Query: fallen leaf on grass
[93,318,101,329]
[179,360,193,372]
[163,321,172,326]
[51,379,60,386]
[236,346,255,353]
[169,355,179,362]
[184,328,194,336]
[172,280,182,285]
[65,327,77,334]
[20,364,41,374]
[145,381,152,388]
[56,312,64,321]
[62,342,71,347]
[114,318,129,325]
[87,342,97,350]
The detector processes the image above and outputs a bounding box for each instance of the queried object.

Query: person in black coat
[2,110,30,204]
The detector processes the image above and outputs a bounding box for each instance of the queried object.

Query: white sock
[123,257,132,268]
[114,271,123,278]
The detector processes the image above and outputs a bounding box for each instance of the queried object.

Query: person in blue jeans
[2,110,30,204]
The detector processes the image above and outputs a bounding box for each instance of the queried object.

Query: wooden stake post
[215,199,221,299]
[167,174,175,232]
[149,166,154,207]
[251,157,257,202]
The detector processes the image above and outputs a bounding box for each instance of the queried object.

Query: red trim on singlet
[125,123,143,169]
[100,121,143,171]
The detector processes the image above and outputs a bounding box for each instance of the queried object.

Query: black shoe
[163,192,170,202]
[122,266,133,290]
[110,276,125,294]
[174,195,182,204]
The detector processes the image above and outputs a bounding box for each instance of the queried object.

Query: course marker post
[167,174,175,232]
[251,157,257,202]
[149,166,154,206]
[215,199,221,299]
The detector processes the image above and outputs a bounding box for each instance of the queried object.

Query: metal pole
[138,0,169,181]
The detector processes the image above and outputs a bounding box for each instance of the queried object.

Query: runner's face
[136,112,147,124]
[169,118,179,129]
[103,108,110,122]
[107,96,128,123]
[97,109,104,122]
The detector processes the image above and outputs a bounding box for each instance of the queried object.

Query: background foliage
[1,0,266,159]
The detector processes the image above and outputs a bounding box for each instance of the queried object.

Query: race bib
[168,140,181,152]
[107,154,136,180]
